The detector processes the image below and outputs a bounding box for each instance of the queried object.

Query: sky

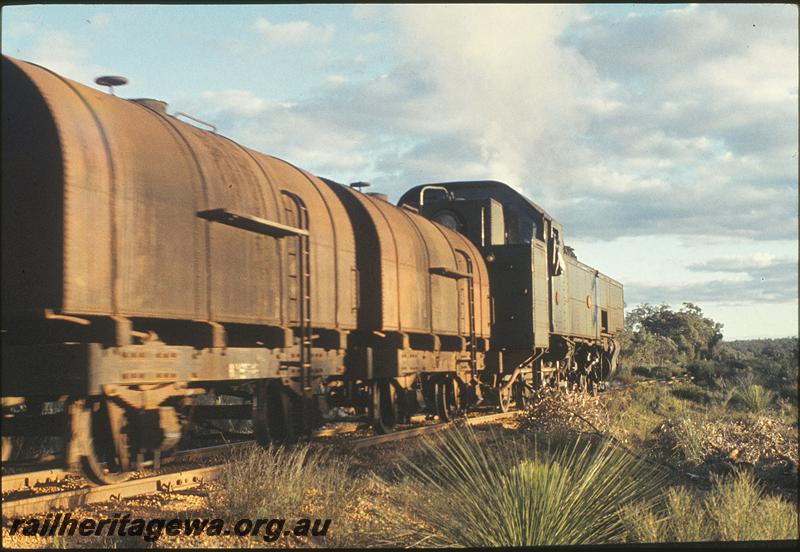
[2,4,797,340]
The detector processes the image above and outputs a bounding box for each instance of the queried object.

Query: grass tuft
[733,377,775,413]
[397,425,666,546]
[705,470,798,541]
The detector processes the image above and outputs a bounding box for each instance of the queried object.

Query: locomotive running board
[197,208,309,237]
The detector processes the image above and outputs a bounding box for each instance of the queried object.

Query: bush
[686,360,724,387]
[669,418,708,465]
[632,366,653,378]
[398,426,666,546]
[670,383,713,405]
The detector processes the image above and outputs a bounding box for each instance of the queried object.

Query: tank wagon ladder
[461,254,478,378]
[281,191,313,397]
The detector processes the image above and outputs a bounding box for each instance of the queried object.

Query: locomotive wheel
[370,379,398,435]
[72,399,129,485]
[435,378,461,422]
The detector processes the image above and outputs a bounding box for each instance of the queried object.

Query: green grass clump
[733,377,775,413]
[398,426,666,546]
[622,471,799,542]
[670,417,708,465]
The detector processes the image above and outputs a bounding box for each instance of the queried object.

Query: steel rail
[1,466,222,519]
[350,411,519,450]
[1,441,253,493]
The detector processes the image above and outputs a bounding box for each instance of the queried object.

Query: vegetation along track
[1,410,520,519]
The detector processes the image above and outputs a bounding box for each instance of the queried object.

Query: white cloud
[253,17,334,45]
[324,74,347,87]
[189,4,796,246]
[198,89,274,117]
[26,30,110,87]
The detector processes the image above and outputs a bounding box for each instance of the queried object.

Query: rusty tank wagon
[1,56,623,483]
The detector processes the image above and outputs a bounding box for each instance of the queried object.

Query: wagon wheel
[370,379,398,435]
[252,382,272,446]
[253,381,302,444]
[513,377,535,410]
[72,399,130,485]
[578,373,589,394]
[497,385,513,413]
[435,377,461,422]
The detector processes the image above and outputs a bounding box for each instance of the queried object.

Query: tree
[621,303,724,365]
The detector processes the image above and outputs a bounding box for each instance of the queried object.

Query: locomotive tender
[1,56,623,483]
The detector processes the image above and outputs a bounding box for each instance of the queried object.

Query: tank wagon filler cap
[348,182,389,202]
[131,98,168,114]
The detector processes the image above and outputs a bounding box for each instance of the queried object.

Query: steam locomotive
[1,56,623,484]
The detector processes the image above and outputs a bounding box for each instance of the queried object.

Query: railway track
[1,410,521,519]
[1,441,253,493]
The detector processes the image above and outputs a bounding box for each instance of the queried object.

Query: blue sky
[2,4,797,339]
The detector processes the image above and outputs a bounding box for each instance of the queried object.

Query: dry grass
[208,443,361,547]
[622,470,799,542]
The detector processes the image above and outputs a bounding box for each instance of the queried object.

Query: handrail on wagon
[197,208,308,237]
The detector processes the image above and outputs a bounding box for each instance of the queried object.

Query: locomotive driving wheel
[70,399,130,485]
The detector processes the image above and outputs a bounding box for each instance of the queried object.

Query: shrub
[632,366,652,378]
[671,383,713,405]
[398,426,666,546]
[663,486,708,542]
[686,360,724,387]
[650,364,684,380]
[619,500,664,543]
